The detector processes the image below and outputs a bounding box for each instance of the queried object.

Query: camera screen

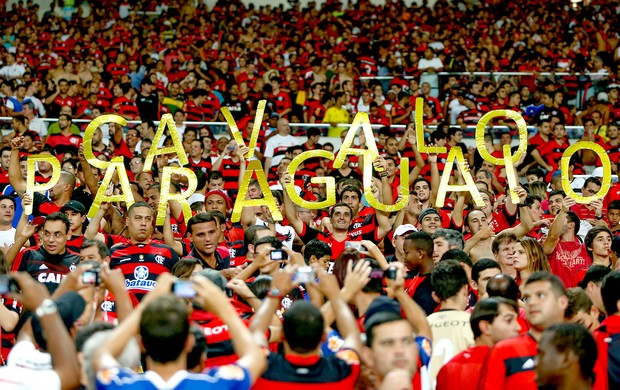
[270,250,283,261]
[174,281,196,298]
[82,271,98,285]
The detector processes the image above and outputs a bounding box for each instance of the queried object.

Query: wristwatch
[266,287,283,300]
[596,214,604,220]
[35,299,58,318]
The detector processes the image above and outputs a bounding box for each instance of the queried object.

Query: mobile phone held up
[270,249,288,261]
[345,241,366,252]
[173,280,196,299]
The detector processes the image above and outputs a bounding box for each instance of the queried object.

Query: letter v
[220,99,266,160]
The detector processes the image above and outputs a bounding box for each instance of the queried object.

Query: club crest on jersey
[125,265,157,290]
[101,301,114,312]
[155,255,165,265]
[69,264,77,272]
[134,266,149,280]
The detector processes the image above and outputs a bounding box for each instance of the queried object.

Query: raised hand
[11,136,24,150]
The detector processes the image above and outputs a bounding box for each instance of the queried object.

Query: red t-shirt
[547,238,591,288]
[436,345,491,390]
[479,333,538,390]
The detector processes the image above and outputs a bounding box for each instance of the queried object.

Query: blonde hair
[529,181,548,201]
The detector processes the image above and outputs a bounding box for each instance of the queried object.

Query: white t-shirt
[0,340,61,390]
[357,99,371,113]
[255,217,296,249]
[0,228,16,246]
[0,64,26,80]
[29,118,48,137]
[418,57,444,71]
[24,96,46,117]
[263,134,297,167]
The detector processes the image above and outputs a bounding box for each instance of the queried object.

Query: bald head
[486,274,520,301]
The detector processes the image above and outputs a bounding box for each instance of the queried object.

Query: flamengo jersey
[96,366,251,390]
[593,314,620,390]
[190,302,254,368]
[298,222,367,260]
[11,246,79,293]
[435,344,490,390]
[478,333,538,390]
[252,349,360,390]
[109,241,179,301]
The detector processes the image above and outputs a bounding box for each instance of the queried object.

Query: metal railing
[0,117,589,145]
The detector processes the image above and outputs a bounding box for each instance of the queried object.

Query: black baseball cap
[61,200,86,215]
[32,291,86,351]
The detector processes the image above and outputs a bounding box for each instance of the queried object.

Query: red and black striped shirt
[109,241,179,301]
[219,157,243,191]
[11,246,80,293]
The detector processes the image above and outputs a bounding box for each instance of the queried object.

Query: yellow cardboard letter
[286,150,336,209]
[144,114,188,171]
[222,99,266,160]
[333,112,379,169]
[25,154,61,215]
[435,147,484,208]
[157,167,197,225]
[232,160,282,223]
[561,142,611,204]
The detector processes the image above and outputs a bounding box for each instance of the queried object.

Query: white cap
[394,224,417,237]
[592,167,605,178]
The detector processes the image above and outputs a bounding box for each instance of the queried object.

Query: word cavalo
[25,99,612,224]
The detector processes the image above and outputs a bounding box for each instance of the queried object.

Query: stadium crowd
[0,0,619,389]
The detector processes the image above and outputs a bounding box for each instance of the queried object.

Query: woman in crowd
[513,236,550,286]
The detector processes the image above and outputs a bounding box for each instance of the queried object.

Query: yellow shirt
[323,106,351,137]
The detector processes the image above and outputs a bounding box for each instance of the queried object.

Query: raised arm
[320,260,371,326]
[12,272,80,390]
[9,137,26,195]
[93,274,175,375]
[388,262,432,341]
[84,202,109,242]
[543,197,575,255]
[7,195,36,268]
[163,206,183,256]
[78,145,99,196]
[407,129,426,184]
[193,273,267,383]
[237,146,249,194]
[280,172,304,234]
[504,186,534,239]
[249,267,297,347]
[429,152,440,205]
[315,268,362,352]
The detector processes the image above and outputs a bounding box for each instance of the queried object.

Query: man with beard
[45,114,82,158]
[219,84,250,121]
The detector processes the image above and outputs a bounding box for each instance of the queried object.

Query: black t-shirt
[136,93,159,122]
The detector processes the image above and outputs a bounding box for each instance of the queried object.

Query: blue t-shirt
[96,366,251,390]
